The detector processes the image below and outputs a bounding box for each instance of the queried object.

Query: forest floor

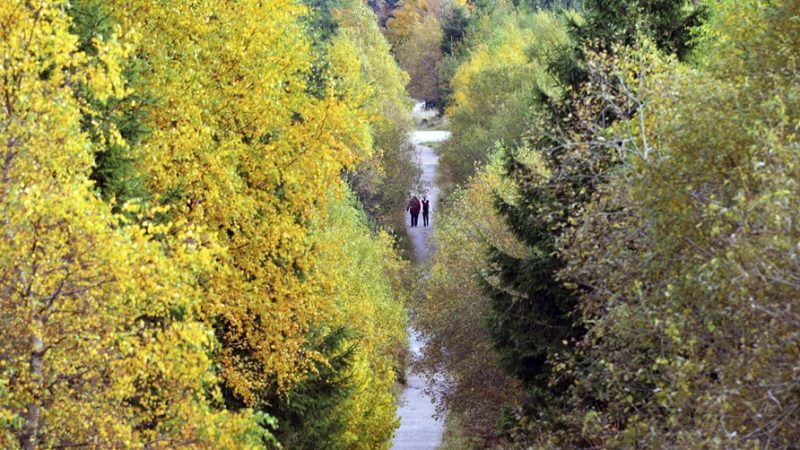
[391,113,451,449]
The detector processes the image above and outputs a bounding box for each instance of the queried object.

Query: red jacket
[407,197,421,214]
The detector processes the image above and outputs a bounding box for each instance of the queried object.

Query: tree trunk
[21,331,43,450]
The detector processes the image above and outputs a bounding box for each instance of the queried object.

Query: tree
[441,5,470,56]
[256,192,410,450]
[475,0,704,443]
[101,0,374,407]
[393,13,445,103]
[263,327,356,449]
[549,0,704,91]
[577,0,703,58]
[558,1,800,446]
[415,150,528,447]
[68,0,151,209]
[328,0,418,228]
[0,2,259,447]
[2,0,414,447]
[439,9,570,186]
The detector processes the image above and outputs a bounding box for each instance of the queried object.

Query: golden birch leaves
[2,0,406,448]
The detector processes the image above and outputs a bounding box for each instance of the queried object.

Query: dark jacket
[407,197,421,214]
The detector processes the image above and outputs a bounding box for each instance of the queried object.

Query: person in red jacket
[406,196,421,227]
[421,196,430,227]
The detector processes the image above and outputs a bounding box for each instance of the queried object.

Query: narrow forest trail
[392,108,451,450]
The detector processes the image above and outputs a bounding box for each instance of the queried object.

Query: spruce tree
[482,0,704,432]
[551,0,705,91]
[68,1,151,209]
[577,0,704,59]
[261,327,356,449]
[441,6,470,56]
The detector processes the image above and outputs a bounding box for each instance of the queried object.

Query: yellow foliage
[441,10,569,183]
[2,0,410,446]
[331,0,417,226]
[386,0,426,43]
[0,1,258,447]
[315,194,408,449]
[100,0,373,402]
[449,11,567,114]
[2,0,412,447]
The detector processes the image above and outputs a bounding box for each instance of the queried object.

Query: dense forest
[409,0,800,448]
[1,0,412,448]
[2,0,799,449]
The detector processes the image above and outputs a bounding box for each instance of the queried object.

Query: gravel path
[392,128,450,450]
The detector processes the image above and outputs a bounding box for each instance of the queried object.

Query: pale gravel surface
[392,126,449,450]
[410,130,452,146]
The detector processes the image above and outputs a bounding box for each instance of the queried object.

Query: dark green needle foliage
[480,0,704,441]
[262,327,356,450]
[69,1,151,210]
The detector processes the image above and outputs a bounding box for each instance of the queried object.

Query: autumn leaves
[1,0,408,448]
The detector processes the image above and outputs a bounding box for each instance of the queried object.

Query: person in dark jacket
[421,196,430,227]
[407,196,421,227]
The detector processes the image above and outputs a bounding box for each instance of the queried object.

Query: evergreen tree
[482,0,704,437]
[68,1,151,209]
[514,0,583,11]
[261,327,356,449]
[482,123,589,422]
[576,0,703,59]
[302,0,347,42]
[551,0,704,91]
[441,6,470,56]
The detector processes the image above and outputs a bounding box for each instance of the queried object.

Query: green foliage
[415,150,528,447]
[434,0,800,447]
[475,2,706,442]
[441,6,470,55]
[426,0,721,446]
[554,1,800,446]
[514,0,583,10]
[545,0,703,98]
[576,0,703,58]
[480,142,590,438]
[68,1,151,209]
[439,9,571,185]
[263,327,356,450]
[302,0,347,42]
[329,0,418,228]
[395,13,445,103]
[312,191,409,449]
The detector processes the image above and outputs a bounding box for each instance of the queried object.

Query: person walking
[421,196,430,227]
[407,196,421,227]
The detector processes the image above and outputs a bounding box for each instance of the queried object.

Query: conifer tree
[68,1,150,208]
[262,327,356,450]
[483,0,704,435]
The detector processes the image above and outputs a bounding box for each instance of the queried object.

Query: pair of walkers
[406,195,430,227]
